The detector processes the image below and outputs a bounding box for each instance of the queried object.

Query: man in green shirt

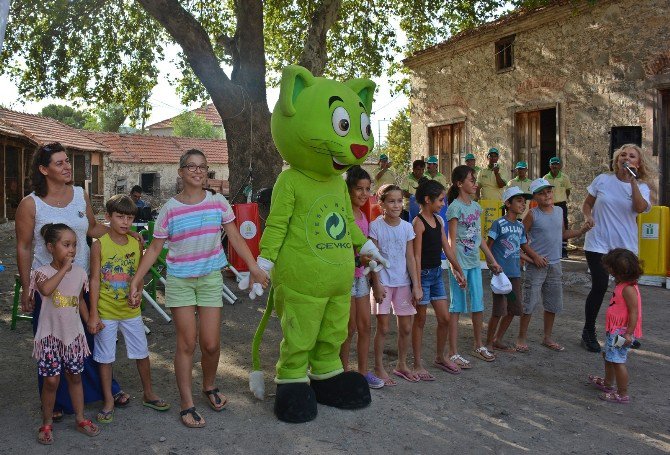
[374,153,395,189]
[476,147,507,201]
[465,153,481,173]
[506,161,532,219]
[544,156,572,258]
[424,155,448,186]
[400,159,425,221]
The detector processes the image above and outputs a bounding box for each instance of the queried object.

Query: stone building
[405,0,670,224]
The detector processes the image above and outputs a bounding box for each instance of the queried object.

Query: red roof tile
[0,108,111,152]
[146,103,223,130]
[83,131,228,164]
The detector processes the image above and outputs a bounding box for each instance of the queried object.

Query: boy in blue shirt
[485,187,544,353]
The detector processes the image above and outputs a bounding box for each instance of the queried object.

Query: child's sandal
[76,419,101,437]
[587,374,614,393]
[599,392,630,404]
[37,424,53,445]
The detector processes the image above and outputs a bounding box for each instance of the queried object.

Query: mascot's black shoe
[311,371,371,409]
[274,383,317,423]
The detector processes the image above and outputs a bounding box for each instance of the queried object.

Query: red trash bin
[228,203,261,272]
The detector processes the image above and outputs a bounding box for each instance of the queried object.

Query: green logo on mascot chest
[306,195,351,264]
[325,212,346,240]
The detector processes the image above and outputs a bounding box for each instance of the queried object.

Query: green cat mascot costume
[244,65,386,423]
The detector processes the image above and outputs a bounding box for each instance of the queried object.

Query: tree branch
[136,0,244,117]
[297,0,342,76]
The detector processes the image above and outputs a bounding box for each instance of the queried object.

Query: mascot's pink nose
[350,144,368,159]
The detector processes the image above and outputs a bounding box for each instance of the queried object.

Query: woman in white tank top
[15,142,130,415]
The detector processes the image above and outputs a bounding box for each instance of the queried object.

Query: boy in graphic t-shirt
[88,195,169,423]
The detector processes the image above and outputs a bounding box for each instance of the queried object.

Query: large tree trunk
[223,0,282,203]
[137,0,281,202]
[137,0,341,203]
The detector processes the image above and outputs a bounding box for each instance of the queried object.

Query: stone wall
[407,0,670,227]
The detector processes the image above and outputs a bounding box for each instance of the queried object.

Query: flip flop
[143,399,171,412]
[472,346,496,362]
[587,374,615,393]
[416,370,437,381]
[179,407,206,428]
[380,376,397,387]
[599,392,630,404]
[37,424,53,445]
[96,409,114,424]
[515,344,530,353]
[113,391,131,407]
[393,369,420,383]
[541,341,565,352]
[433,360,461,375]
[450,354,472,369]
[203,388,227,411]
[492,343,517,353]
[76,419,100,437]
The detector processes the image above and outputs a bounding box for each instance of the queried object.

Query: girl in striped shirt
[130,149,268,428]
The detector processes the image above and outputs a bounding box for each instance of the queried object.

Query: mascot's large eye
[332,107,350,137]
[360,113,371,140]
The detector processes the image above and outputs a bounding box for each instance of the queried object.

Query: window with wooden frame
[495,35,515,71]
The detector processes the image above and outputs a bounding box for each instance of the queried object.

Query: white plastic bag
[491,272,513,295]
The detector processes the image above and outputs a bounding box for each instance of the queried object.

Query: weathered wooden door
[515,111,541,178]
[429,122,465,179]
[661,90,670,205]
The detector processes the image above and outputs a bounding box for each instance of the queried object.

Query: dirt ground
[0,221,668,454]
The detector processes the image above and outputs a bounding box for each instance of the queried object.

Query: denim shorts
[419,266,447,305]
[449,267,484,313]
[351,275,371,298]
[604,330,633,364]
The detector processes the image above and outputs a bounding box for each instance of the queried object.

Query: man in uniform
[544,156,572,258]
[476,147,507,201]
[465,153,481,173]
[374,153,395,188]
[506,161,532,219]
[399,159,425,221]
[424,155,448,186]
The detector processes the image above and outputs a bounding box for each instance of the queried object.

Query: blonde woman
[581,144,653,352]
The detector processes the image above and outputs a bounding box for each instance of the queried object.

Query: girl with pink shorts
[368,184,422,385]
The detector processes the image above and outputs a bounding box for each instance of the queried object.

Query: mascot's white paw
[238,277,264,300]
[249,370,265,400]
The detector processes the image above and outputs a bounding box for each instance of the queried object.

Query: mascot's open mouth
[332,157,348,170]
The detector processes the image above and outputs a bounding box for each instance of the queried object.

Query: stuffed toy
[244,65,386,423]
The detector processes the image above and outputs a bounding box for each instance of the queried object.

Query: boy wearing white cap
[517,178,590,353]
[485,187,544,353]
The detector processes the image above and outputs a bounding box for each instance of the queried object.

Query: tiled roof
[146,103,223,130]
[0,108,111,152]
[83,131,228,164]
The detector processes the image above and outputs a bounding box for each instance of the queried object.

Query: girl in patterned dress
[32,223,100,444]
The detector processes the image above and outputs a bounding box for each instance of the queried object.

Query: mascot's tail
[249,287,274,400]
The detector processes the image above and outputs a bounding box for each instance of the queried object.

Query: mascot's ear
[344,78,376,114]
[278,65,316,117]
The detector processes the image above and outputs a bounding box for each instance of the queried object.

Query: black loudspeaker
[609,126,642,168]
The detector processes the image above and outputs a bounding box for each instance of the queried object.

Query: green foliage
[2,1,555,116]
[83,105,127,132]
[40,104,90,128]
[382,107,411,175]
[172,110,222,139]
